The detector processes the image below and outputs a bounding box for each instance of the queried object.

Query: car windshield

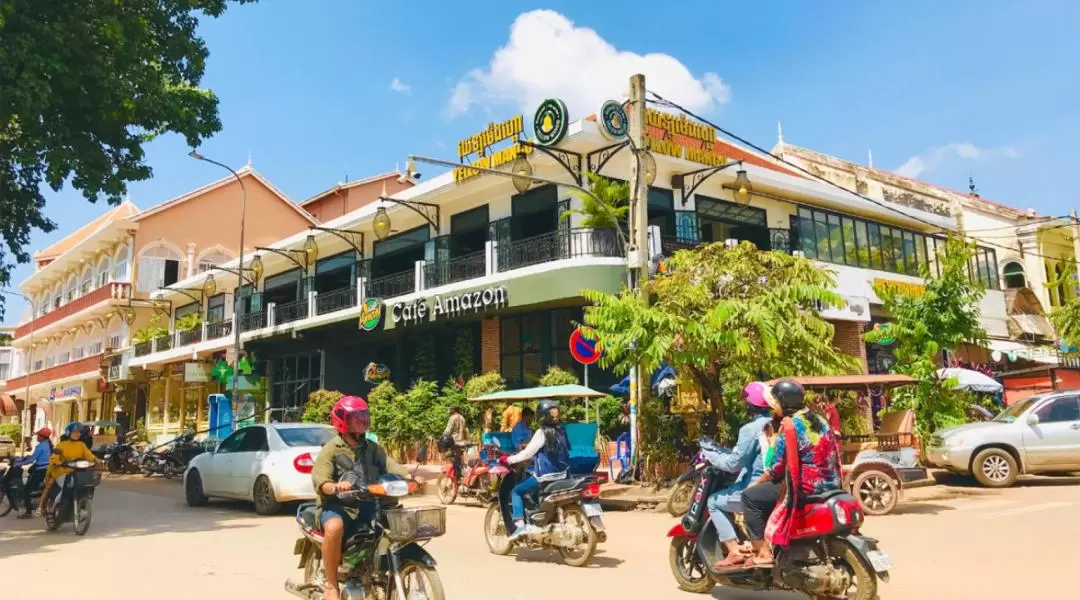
[993,396,1043,423]
[276,426,333,447]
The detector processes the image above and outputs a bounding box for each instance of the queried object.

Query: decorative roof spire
[969,175,979,197]
[777,121,784,145]
[868,149,874,168]
[247,149,253,167]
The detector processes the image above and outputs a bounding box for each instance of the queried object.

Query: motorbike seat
[799,489,849,506]
[297,503,319,531]
[541,478,581,494]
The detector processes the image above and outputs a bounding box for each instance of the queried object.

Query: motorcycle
[666,442,891,599]
[435,441,499,505]
[43,459,100,536]
[668,445,708,517]
[140,431,204,479]
[483,462,607,567]
[103,432,141,474]
[1,460,45,517]
[285,456,445,600]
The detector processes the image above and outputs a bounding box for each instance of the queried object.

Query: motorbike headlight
[944,436,966,449]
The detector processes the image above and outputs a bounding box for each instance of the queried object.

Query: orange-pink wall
[302,178,413,222]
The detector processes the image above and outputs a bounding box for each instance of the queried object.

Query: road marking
[974,501,1072,519]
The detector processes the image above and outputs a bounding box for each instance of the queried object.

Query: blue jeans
[510,476,540,521]
[707,489,744,543]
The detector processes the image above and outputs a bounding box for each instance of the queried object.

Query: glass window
[813,211,831,263]
[797,211,817,259]
[237,426,269,452]
[914,234,928,275]
[215,429,249,454]
[207,294,226,323]
[175,302,199,319]
[277,426,333,447]
[841,217,858,266]
[1035,396,1080,423]
[826,213,844,265]
[1003,262,1025,289]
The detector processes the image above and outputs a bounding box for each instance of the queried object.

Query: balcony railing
[424,251,486,289]
[238,312,266,333]
[154,333,173,352]
[370,270,416,299]
[316,286,357,315]
[177,327,203,347]
[14,282,131,339]
[498,228,620,272]
[206,319,233,340]
[274,298,308,325]
[133,340,154,358]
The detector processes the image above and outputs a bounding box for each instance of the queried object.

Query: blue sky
[5,1,1079,323]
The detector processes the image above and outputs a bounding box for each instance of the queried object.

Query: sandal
[712,553,748,571]
[744,556,775,569]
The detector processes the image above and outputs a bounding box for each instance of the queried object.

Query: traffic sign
[569,328,601,365]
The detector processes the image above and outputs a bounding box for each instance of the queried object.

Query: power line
[645,92,1080,268]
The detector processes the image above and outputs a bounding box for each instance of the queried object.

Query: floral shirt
[768,409,842,496]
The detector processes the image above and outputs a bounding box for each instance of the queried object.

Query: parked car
[183,423,333,515]
[926,391,1080,487]
[0,435,17,460]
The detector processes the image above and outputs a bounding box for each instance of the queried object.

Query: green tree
[0,0,255,316]
[560,172,630,248]
[584,241,859,442]
[1047,262,1080,347]
[865,235,987,441]
[300,389,344,424]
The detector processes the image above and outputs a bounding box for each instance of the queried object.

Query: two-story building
[135,100,1002,423]
[3,166,316,437]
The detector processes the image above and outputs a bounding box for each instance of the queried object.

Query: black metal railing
[238,311,266,332]
[769,228,794,254]
[424,251,487,289]
[498,228,621,273]
[133,340,153,357]
[369,270,416,299]
[177,327,203,347]
[206,319,232,339]
[316,286,357,315]
[274,298,309,325]
[661,236,697,257]
[154,334,173,352]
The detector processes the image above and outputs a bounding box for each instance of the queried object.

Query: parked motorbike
[436,440,499,505]
[483,463,607,567]
[43,459,100,536]
[667,445,708,517]
[140,431,204,479]
[285,456,445,600]
[666,442,891,599]
[103,432,141,474]
[0,460,44,517]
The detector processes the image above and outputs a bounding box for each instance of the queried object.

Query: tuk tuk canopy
[468,384,608,402]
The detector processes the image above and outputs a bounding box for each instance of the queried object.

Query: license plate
[582,503,603,517]
[867,549,892,572]
[293,538,306,555]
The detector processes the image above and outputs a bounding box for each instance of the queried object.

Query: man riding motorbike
[40,422,97,514]
[706,382,775,570]
[310,395,423,600]
[11,428,52,519]
[510,407,535,449]
[499,398,570,541]
[741,378,842,568]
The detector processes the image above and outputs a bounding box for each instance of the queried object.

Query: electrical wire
[645,92,1080,268]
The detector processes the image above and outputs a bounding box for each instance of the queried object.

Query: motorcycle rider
[707,382,775,570]
[310,395,423,600]
[12,428,52,519]
[499,398,569,541]
[442,405,470,477]
[40,422,97,514]
[741,378,841,568]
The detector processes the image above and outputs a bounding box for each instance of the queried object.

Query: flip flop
[712,553,748,572]
[744,556,775,569]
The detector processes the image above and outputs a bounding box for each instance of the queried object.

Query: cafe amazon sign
[645,108,729,167]
[453,115,533,184]
[392,286,508,326]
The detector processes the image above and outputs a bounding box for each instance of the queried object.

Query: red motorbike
[435,439,499,505]
[667,438,891,599]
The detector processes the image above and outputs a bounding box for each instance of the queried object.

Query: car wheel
[973,448,1018,488]
[253,475,281,516]
[185,470,209,507]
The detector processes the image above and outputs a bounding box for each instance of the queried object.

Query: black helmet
[772,378,806,416]
[536,399,560,427]
[437,433,456,453]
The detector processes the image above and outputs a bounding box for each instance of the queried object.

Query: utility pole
[1070,210,1080,298]
[627,73,649,475]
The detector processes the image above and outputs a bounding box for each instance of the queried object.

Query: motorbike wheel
[557,505,598,567]
[822,540,878,600]
[668,536,714,593]
[436,473,457,505]
[303,545,326,591]
[852,470,899,516]
[389,559,445,600]
[73,496,92,536]
[107,456,121,474]
[483,503,513,555]
[667,479,695,517]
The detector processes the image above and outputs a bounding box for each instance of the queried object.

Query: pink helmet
[331,395,370,435]
[742,382,771,410]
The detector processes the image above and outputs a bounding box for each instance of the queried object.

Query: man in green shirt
[312,395,422,600]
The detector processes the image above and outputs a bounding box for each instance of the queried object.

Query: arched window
[51,283,62,310]
[113,245,130,283]
[97,254,112,288]
[1003,261,1026,289]
[64,274,77,304]
[79,265,93,295]
[197,248,233,273]
[136,243,183,292]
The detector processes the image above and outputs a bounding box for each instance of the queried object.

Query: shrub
[0,423,21,441]
[301,389,344,424]
[368,381,400,441]
[537,365,579,387]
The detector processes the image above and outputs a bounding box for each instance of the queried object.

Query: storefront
[144,360,227,439]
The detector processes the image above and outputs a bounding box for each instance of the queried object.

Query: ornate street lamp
[373,207,392,241]
[511,152,534,194]
[734,169,752,202]
[202,274,218,298]
[639,150,657,186]
[303,234,320,266]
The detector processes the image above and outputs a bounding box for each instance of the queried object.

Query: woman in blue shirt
[16,428,53,518]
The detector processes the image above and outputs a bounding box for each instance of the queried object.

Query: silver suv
[925,391,1080,487]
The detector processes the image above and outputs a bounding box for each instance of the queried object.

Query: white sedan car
[183,423,332,515]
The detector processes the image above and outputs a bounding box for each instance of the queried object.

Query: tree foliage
[0,0,255,316]
[1047,262,1080,348]
[301,389,344,425]
[583,241,860,439]
[865,235,987,440]
[560,172,629,247]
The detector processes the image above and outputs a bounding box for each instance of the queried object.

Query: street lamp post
[188,151,248,406]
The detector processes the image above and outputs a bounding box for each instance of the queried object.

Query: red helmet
[331,395,370,436]
[35,427,52,438]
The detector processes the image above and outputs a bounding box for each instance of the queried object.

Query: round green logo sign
[534,98,569,147]
[874,322,895,346]
[359,297,383,331]
[599,100,628,140]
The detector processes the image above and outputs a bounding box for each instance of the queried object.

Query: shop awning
[0,394,17,417]
[469,384,608,402]
[985,339,1059,365]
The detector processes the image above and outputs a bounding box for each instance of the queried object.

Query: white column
[267,302,276,327]
[357,276,368,303]
[485,240,495,276]
[186,242,197,279]
[308,289,317,318]
[414,260,425,292]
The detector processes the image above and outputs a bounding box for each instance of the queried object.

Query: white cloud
[390,77,412,95]
[895,142,1019,178]
[445,10,731,119]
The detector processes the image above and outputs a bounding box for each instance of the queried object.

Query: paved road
[1,475,1076,599]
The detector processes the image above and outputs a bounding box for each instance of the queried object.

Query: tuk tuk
[770,375,928,516]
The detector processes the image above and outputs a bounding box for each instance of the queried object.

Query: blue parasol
[610,362,677,396]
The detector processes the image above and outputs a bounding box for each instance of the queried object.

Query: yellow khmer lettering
[457,115,524,158]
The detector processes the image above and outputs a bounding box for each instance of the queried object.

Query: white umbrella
[937,368,1003,393]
